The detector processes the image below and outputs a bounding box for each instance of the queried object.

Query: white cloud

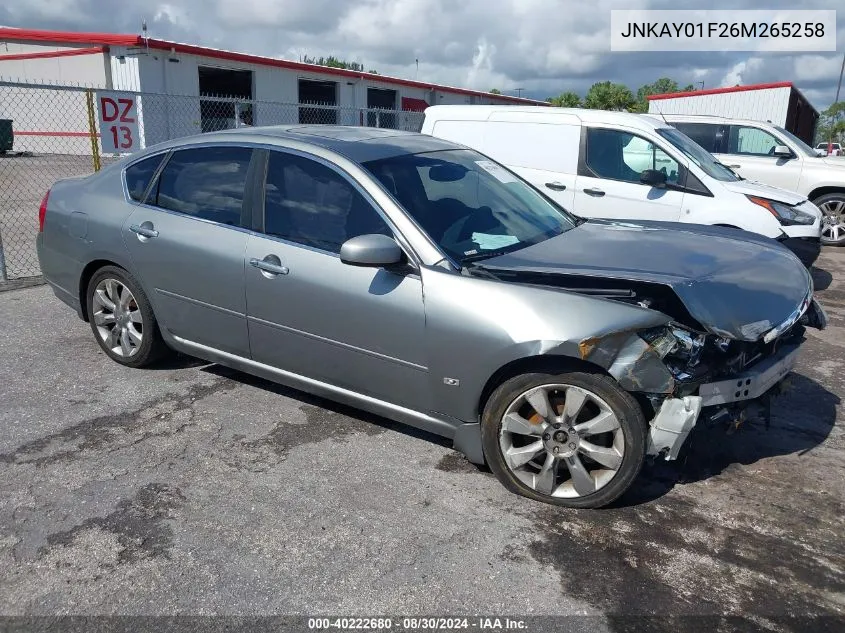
[153,3,191,29]
[720,57,766,88]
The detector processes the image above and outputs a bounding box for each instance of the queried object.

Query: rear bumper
[36,235,84,319]
[777,236,821,268]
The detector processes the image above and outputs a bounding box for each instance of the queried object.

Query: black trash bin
[0,119,13,153]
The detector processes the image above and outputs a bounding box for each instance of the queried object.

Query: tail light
[38,190,50,233]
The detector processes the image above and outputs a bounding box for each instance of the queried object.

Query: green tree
[815,101,845,144]
[301,54,376,74]
[546,91,582,107]
[584,81,635,111]
[489,88,502,94]
[631,77,695,112]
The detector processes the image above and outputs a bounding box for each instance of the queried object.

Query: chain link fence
[0,80,425,283]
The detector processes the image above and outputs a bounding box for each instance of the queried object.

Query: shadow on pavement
[812,265,833,291]
[200,363,454,449]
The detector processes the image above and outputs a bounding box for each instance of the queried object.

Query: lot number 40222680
[96,92,140,153]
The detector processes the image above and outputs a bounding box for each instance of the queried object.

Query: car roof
[655,113,781,127]
[136,125,464,164]
[424,105,669,134]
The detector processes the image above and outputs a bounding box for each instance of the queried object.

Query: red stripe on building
[647,82,794,101]
[0,46,106,62]
[15,131,99,137]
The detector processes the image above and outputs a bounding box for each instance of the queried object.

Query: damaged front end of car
[577,294,828,461]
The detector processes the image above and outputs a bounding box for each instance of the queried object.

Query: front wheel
[814,193,845,246]
[481,371,646,509]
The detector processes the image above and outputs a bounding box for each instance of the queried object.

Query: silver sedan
[37,126,825,508]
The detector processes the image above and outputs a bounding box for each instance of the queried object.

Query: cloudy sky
[1,0,843,110]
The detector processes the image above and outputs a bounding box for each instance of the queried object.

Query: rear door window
[150,146,253,226]
[125,154,165,202]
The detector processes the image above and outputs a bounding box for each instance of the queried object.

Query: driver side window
[728,126,780,156]
[586,128,680,185]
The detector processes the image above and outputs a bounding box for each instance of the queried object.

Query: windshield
[657,127,739,182]
[775,126,820,157]
[362,149,578,265]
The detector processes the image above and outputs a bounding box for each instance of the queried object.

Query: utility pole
[514,87,524,98]
[829,52,845,149]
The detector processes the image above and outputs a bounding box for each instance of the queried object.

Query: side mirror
[773,145,794,158]
[340,234,404,268]
[640,168,667,188]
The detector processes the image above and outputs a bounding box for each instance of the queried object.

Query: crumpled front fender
[578,330,675,394]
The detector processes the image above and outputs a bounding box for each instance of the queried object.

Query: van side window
[586,128,680,185]
[728,126,781,157]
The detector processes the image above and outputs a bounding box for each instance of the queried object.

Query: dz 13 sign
[96,92,140,153]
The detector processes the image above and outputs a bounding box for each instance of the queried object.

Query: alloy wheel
[499,384,624,498]
[92,278,143,358]
[820,199,845,243]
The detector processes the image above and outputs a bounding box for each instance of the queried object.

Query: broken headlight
[746,196,815,226]
[639,326,704,361]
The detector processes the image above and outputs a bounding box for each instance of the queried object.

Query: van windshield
[657,127,740,182]
[362,149,578,265]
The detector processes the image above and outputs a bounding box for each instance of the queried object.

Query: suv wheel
[86,266,168,367]
[815,193,845,246]
[481,371,646,509]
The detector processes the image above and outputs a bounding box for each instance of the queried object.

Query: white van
[658,115,845,245]
[421,105,822,266]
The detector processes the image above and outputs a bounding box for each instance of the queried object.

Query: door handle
[583,188,605,197]
[129,224,158,238]
[250,257,289,276]
[545,182,567,191]
[728,164,742,169]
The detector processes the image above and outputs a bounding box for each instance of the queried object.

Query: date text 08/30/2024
[308,617,528,630]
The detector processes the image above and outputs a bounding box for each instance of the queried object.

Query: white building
[647,82,819,146]
[0,26,546,154]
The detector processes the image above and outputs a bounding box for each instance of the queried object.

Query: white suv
[816,142,842,157]
[659,115,845,245]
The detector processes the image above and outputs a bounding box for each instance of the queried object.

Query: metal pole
[85,89,101,172]
[830,52,845,148]
[0,227,8,282]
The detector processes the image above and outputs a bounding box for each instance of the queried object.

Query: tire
[86,265,168,368]
[813,193,845,246]
[481,371,646,509]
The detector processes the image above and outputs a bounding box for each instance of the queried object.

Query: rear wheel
[86,266,167,367]
[814,193,845,245]
[481,371,646,509]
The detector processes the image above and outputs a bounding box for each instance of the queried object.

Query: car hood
[720,178,807,205]
[480,219,812,341]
